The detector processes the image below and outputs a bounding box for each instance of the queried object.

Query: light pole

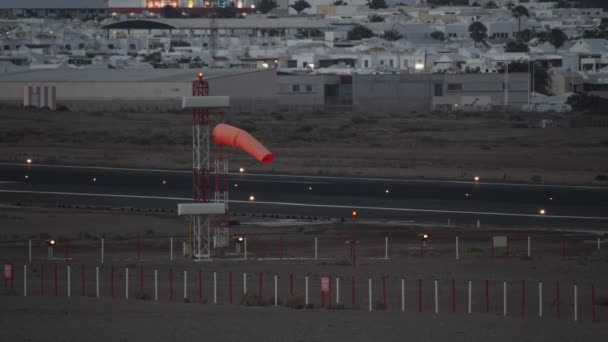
[351,210,357,266]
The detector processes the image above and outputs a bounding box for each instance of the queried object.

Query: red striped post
[485,280,490,313]
[418,279,422,313]
[592,284,596,321]
[328,276,332,307]
[289,273,293,296]
[556,281,560,320]
[140,266,144,293]
[382,276,387,311]
[40,264,44,296]
[259,272,263,299]
[229,271,233,304]
[54,264,58,296]
[521,280,525,317]
[81,264,85,296]
[198,270,202,302]
[351,276,355,305]
[10,263,14,289]
[169,269,173,301]
[452,279,456,313]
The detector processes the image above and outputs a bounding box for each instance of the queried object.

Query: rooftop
[102,18,334,31]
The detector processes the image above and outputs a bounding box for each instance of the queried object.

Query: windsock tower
[180,72,230,260]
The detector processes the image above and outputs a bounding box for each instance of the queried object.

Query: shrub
[595,174,608,182]
[0,288,19,296]
[284,296,306,309]
[240,294,268,306]
[464,247,485,257]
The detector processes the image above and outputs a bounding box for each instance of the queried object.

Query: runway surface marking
[2,163,606,190]
[1,189,607,221]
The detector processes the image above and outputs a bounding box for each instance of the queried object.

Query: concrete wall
[353,74,442,113]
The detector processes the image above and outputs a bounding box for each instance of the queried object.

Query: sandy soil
[1,107,608,185]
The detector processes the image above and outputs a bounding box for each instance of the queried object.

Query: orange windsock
[212,123,274,164]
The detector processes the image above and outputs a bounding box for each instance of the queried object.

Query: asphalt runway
[1,163,608,229]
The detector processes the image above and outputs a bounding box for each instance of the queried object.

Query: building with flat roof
[0,0,109,18]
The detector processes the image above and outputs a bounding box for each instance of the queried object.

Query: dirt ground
[1,107,608,185]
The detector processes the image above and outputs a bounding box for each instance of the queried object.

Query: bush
[135,289,150,300]
[240,294,268,307]
[284,296,305,309]
[595,174,608,182]
[464,247,485,257]
[597,297,608,306]
[0,288,19,296]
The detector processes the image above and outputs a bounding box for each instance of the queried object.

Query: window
[292,84,300,92]
[389,59,393,67]
[434,83,443,96]
[287,60,297,68]
[364,60,369,68]
[447,83,462,91]
[305,84,312,92]
[380,60,384,65]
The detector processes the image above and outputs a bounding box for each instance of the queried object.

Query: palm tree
[255,0,279,14]
[547,28,567,53]
[511,5,529,34]
[382,29,403,41]
[332,0,347,5]
[290,0,311,15]
[468,21,487,47]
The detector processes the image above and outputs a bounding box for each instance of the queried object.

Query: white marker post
[184,270,188,300]
[456,236,460,260]
[314,237,318,260]
[336,277,340,304]
[538,281,543,317]
[244,237,247,261]
[243,273,247,294]
[434,280,439,314]
[477,219,480,229]
[574,284,578,321]
[67,265,71,297]
[385,236,389,260]
[468,281,472,314]
[170,237,174,261]
[28,240,32,263]
[274,274,278,307]
[401,278,405,312]
[125,267,129,300]
[101,238,104,264]
[598,237,601,251]
[213,272,217,304]
[95,266,99,298]
[503,281,507,317]
[368,278,373,312]
[23,265,27,296]
[305,276,309,306]
[154,269,158,301]
[527,236,531,258]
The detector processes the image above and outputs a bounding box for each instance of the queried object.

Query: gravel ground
[1,296,607,342]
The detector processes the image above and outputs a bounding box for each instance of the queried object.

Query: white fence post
[336,277,340,304]
[314,236,318,260]
[243,272,247,294]
[95,266,99,298]
[125,267,129,300]
[574,284,578,321]
[170,237,174,261]
[477,219,480,228]
[434,280,439,314]
[401,278,405,312]
[154,269,158,301]
[385,236,389,260]
[538,281,543,318]
[244,238,247,261]
[213,272,217,304]
[67,265,71,297]
[28,240,32,264]
[184,270,188,300]
[456,236,460,260]
[274,274,278,307]
[101,238,104,264]
[305,276,309,306]
[503,281,507,317]
[468,281,472,314]
[598,237,601,251]
[23,265,27,296]
[368,278,372,312]
[527,236,531,258]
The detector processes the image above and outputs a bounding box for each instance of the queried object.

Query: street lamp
[474,176,480,182]
[239,167,245,173]
[539,209,546,215]
[249,195,255,201]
